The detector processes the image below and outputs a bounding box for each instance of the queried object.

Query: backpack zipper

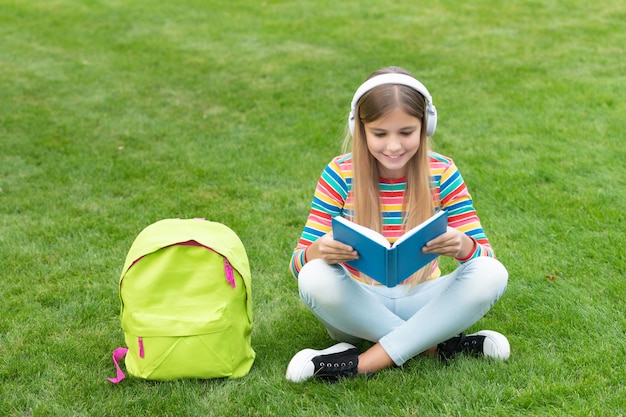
[138,336,145,358]
[224,258,236,288]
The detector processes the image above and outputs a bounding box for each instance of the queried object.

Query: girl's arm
[289,158,351,278]
[436,158,495,261]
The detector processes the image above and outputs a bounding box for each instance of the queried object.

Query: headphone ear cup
[348,110,356,136]
[426,103,437,136]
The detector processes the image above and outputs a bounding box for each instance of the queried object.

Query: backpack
[108,218,254,383]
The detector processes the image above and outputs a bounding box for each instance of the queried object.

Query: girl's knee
[466,257,508,301]
[298,259,348,306]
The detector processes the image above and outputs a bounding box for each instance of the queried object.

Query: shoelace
[313,349,360,381]
[318,359,356,369]
[439,332,482,362]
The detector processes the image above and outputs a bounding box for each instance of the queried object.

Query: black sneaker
[285,342,360,383]
[438,330,510,362]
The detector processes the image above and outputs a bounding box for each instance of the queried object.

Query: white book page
[334,216,391,248]
[394,211,445,246]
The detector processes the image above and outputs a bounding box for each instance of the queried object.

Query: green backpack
[108,219,254,383]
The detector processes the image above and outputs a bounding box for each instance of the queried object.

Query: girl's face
[363,108,422,179]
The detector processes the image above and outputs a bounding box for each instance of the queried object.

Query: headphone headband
[348,73,437,136]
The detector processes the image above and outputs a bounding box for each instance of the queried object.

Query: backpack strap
[107,347,129,384]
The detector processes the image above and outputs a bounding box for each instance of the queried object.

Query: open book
[332,210,448,287]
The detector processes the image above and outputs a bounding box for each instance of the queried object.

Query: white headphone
[348,73,438,137]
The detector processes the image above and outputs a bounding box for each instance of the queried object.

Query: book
[331,210,448,287]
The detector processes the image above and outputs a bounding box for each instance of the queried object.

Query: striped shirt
[289,152,495,283]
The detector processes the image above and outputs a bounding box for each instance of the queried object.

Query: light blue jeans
[298,257,508,366]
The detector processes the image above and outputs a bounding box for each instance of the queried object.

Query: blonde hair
[343,67,437,285]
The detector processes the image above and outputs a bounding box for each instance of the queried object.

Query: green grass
[1,0,625,416]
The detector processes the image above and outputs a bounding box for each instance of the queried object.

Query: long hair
[343,67,437,285]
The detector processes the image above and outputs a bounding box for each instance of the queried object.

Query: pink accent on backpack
[107,348,129,384]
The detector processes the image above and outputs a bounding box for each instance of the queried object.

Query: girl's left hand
[422,227,470,258]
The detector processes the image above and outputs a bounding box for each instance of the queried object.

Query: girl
[286,66,509,383]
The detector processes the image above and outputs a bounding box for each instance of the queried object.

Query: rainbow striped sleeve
[289,156,350,278]
[432,153,495,260]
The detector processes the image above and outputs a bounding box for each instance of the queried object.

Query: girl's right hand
[308,233,359,265]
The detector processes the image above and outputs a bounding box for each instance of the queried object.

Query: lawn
[0,0,624,416]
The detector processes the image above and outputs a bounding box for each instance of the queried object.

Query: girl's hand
[422,226,472,258]
[308,233,359,265]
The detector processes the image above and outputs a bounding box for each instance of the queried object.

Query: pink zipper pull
[138,337,145,358]
[224,258,236,288]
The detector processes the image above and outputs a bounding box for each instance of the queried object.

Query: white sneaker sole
[474,330,510,360]
[285,342,357,382]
